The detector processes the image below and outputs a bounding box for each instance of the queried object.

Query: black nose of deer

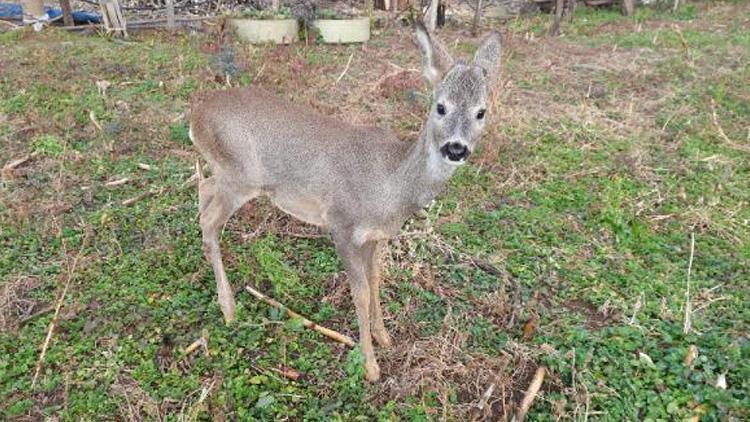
[441,142,470,162]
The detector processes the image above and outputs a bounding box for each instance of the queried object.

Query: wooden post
[472,0,483,36]
[426,0,438,31]
[165,0,175,30]
[100,0,127,36]
[549,0,564,36]
[622,0,635,16]
[20,0,45,22]
[365,0,373,29]
[59,0,74,26]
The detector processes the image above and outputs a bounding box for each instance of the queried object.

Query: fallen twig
[672,24,690,61]
[3,153,36,171]
[693,295,729,313]
[184,329,209,356]
[89,110,103,132]
[19,305,55,327]
[181,172,199,190]
[475,382,495,413]
[710,99,750,153]
[335,53,355,84]
[245,285,355,347]
[629,292,644,325]
[514,366,546,422]
[32,228,90,389]
[254,63,266,82]
[2,152,38,179]
[137,163,154,171]
[104,177,129,187]
[683,232,695,335]
[273,366,301,381]
[122,189,159,206]
[0,20,21,28]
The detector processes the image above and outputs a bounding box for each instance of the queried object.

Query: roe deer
[190,23,501,381]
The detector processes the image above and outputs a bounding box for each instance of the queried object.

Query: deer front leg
[334,233,380,382]
[363,241,391,348]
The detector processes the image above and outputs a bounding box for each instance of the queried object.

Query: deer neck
[396,125,457,210]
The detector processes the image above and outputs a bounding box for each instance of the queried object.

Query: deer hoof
[365,362,381,382]
[221,305,236,324]
[373,329,392,348]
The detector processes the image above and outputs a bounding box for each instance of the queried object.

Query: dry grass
[0,276,44,332]
[1,2,749,419]
[378,310,544,420]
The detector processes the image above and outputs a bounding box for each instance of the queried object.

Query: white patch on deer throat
[427,143,457,180]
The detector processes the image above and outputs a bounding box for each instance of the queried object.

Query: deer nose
[444,142,469,161]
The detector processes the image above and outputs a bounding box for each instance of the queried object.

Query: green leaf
[255,392,275,409]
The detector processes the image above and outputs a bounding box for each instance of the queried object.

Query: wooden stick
[3,152,38,172]
[184,329,209,356]
[245,285,356,347]
[89,110,103,132]
[127,16,216,26]
[104,177,129,187]
[710,99,750,153]
[683,232,695,334]
[122,189,156,206]
[335,53,355,84]
[273,366,301,381]
[475,382,495,412]
[19,305,55,327]
[31,229,89,389]
[0,20,21,28]
[514,366,546,422]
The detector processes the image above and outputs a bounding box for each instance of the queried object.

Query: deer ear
[472,32,502,85]
[415,21,453,89]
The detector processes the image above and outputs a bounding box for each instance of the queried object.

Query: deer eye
[436,103,446,116]
[476,109,486,120]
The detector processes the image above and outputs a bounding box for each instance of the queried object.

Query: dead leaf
[522,315,539,341]
[685,345,698,366]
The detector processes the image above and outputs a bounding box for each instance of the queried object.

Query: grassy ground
[1,2,748,420]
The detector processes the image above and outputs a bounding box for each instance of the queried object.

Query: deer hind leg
[198,173,258,323]
[334,232,380,381]
[364,241,391,348]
